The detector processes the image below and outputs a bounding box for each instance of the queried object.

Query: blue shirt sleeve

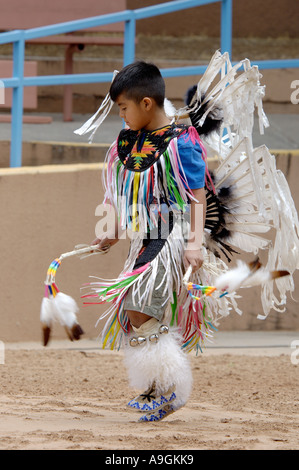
[177,131,206,189]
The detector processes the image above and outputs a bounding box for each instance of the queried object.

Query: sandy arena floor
[0,338,299,451]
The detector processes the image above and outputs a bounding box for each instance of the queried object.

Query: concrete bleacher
[0,0,127,121]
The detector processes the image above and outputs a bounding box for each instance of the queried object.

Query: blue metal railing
[0,0,298,167]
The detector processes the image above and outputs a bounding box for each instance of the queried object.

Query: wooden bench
[0,0,127,121]
[0,59,53,123]
[26,34,130,121]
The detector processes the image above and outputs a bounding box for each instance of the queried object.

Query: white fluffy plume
[164,98,176,119]
[40,293,84,346]
[214,258,290,293]
[53,292,79,328]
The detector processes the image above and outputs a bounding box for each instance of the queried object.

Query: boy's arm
[183,187,206,273]
[92,209,120,251]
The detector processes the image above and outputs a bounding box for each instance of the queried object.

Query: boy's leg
[124,309,193,421]
[126,310,152,329]
[123,225,192,421]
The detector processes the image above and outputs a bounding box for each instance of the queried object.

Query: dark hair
[109,61,165,107]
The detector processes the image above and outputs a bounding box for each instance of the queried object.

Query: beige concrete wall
[0,163,130,343]
[0,141,110,168]
[1,155,299,344]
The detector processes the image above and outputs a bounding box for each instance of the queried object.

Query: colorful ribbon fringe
[186,282,216,300]
[44,258,61,298]
[185,281,228,301]
[85,265,228,352]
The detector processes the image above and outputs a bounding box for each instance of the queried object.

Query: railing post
[221,0,232,57]
[10,31,25,167]
[123,13,136,66]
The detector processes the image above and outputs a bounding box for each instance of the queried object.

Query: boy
[88,61,207,422]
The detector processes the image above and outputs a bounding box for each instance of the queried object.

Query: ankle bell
[129,324,169,347]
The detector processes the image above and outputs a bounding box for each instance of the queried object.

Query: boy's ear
[142,97,153,111]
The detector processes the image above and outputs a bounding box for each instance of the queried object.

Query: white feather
[164,98,176,119]
[226,222,271,233]
[40,297,57,327]
[241,268,273,287]
[215,260,252,291]
[226,231,270,254]
[215,260,289,293]
[53,292,79,329]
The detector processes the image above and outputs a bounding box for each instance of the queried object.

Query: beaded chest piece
[117,124,187,172]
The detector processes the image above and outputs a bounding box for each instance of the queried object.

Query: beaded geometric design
[138,404,175,422]
[127,391,176,412]
[117,124,187,172]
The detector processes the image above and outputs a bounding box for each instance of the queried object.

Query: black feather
[204,172,239,262]
[218,186,231,199]
[185,85,197,106]
[184,86,223,136]
[189,99,223,136]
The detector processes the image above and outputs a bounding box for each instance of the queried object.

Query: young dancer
[91,61,207,421]
[74,53,299,422]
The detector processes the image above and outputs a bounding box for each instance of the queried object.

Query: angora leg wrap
[124,319,193,410]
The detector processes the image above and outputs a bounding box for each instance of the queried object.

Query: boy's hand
[91,233,119,252]
[183,247,204,273]
[185,187,206,273]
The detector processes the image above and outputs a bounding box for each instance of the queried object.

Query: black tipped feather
[204,170,239,262]
[184,86,223,136]
[185,85,197,106]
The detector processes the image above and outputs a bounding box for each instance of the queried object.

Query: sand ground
[1,337,299,451]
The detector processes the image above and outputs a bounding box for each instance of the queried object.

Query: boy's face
[116,93,152,131]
